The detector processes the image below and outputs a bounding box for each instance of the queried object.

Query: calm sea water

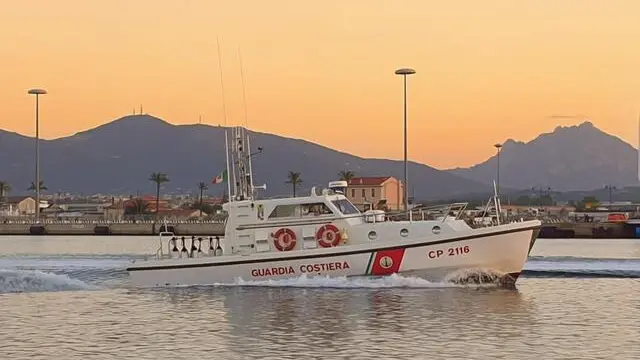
[0,236,638,360]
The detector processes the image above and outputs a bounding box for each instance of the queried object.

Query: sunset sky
[2,0,640,169]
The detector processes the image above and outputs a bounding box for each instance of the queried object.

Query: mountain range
[0,115,488,200]
[0,115,637,200]
[448,121,639,192]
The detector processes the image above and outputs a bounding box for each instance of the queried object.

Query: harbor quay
[537,219,637,238]
[0,219,225,236]
[0,217,637,238]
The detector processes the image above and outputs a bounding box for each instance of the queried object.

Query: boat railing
[381,202,468,223]
[234,203,473,230]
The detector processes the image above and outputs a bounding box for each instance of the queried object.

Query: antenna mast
[238,46,256,197]
[217,36,234,202]
[217,37,228,127]
[229,126,253,201]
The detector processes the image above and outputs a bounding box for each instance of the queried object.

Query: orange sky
[2,0,640,169]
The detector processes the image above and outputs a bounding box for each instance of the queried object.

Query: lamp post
[605,185,616,206]
[394,67,416,212]
[28,88,47,221]
[494,143,503,198]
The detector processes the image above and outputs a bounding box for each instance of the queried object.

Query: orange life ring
[273,228,297,251]
[316,224,341,248]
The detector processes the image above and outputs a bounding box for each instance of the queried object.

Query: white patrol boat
[126,126,541,288]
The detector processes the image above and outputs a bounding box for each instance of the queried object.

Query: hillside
[0,115,491,200]
[448,121,639,191]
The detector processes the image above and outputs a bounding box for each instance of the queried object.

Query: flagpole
[225,130,232,202]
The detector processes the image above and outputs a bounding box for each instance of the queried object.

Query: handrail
[234,202,477,230]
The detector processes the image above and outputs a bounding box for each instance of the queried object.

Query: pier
[1,218,638,238]
[538,220,638,238]
[0,220,225,236]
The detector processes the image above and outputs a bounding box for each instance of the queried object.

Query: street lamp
[28,88,47,221]
[394,67,416,212]
[605,185,616,206]
[494,143,503,197]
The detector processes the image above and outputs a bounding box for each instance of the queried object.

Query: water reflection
[1,235,639,360]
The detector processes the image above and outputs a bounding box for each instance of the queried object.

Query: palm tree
[285,171,303,197]
[338,170,356,183]
[149,172,170,219]
[28,180,47,192]
[198,181,208,217]
[0,181,11,200]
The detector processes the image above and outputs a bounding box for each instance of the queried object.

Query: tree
[285,171,303,197]
[28,180,47,192]
[338,170,356,182]
[0,181,11,200]
[577,196,599,210]
[149,172,170,219]
[198,181,208,217]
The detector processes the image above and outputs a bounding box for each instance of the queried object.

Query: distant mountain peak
[112,114,170,125]
[553,120,596,134]
[69,113,173,139]
[579,120,595,128]
[502,138,522,148]
[449,121,638,191]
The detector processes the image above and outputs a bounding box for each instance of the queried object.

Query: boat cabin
[222,185,365,255]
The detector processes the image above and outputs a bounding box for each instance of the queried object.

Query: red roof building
[346,176,404,211]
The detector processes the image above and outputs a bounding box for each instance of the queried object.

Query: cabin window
[301,202,333,216]
[268,202,333,219]
[268,204,300,218]
[331,199,360,215]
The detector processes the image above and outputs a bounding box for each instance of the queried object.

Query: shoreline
[0,220,638,238]
[0,222,225,236]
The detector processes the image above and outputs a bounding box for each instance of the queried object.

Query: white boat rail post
[479,197,492,227]
[409,202,413,222]
[455,202,469,220]
[441,203,453,223]
[157,218,166,259]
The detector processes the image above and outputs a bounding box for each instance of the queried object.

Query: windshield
[331,199,360,215]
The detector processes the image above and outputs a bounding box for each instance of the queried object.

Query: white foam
[0,256,131,270]
[215,273,463,289]
[0,269,97,294]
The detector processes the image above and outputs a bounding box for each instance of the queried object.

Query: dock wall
[0,222,225,236]
[0,220,637,238]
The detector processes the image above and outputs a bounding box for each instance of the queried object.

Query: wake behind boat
[127,127,541,287]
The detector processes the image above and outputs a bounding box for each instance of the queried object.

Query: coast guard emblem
[379,256,393,269]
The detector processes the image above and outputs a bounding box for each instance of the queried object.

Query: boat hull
[127,221,540,288]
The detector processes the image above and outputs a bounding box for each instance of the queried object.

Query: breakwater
[1,219,637,238]
[0,221,225,236]
[538,221,639,239]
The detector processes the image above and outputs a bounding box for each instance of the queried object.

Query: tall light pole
[394,68,416,212]
[494,143,503,197]
[28,88,47,221]
[605,185,616,206]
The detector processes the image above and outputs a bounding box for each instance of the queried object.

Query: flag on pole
[212,169,228,184]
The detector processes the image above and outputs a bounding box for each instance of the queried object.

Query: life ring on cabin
[316,224,342,248]
[273,228,297,251]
